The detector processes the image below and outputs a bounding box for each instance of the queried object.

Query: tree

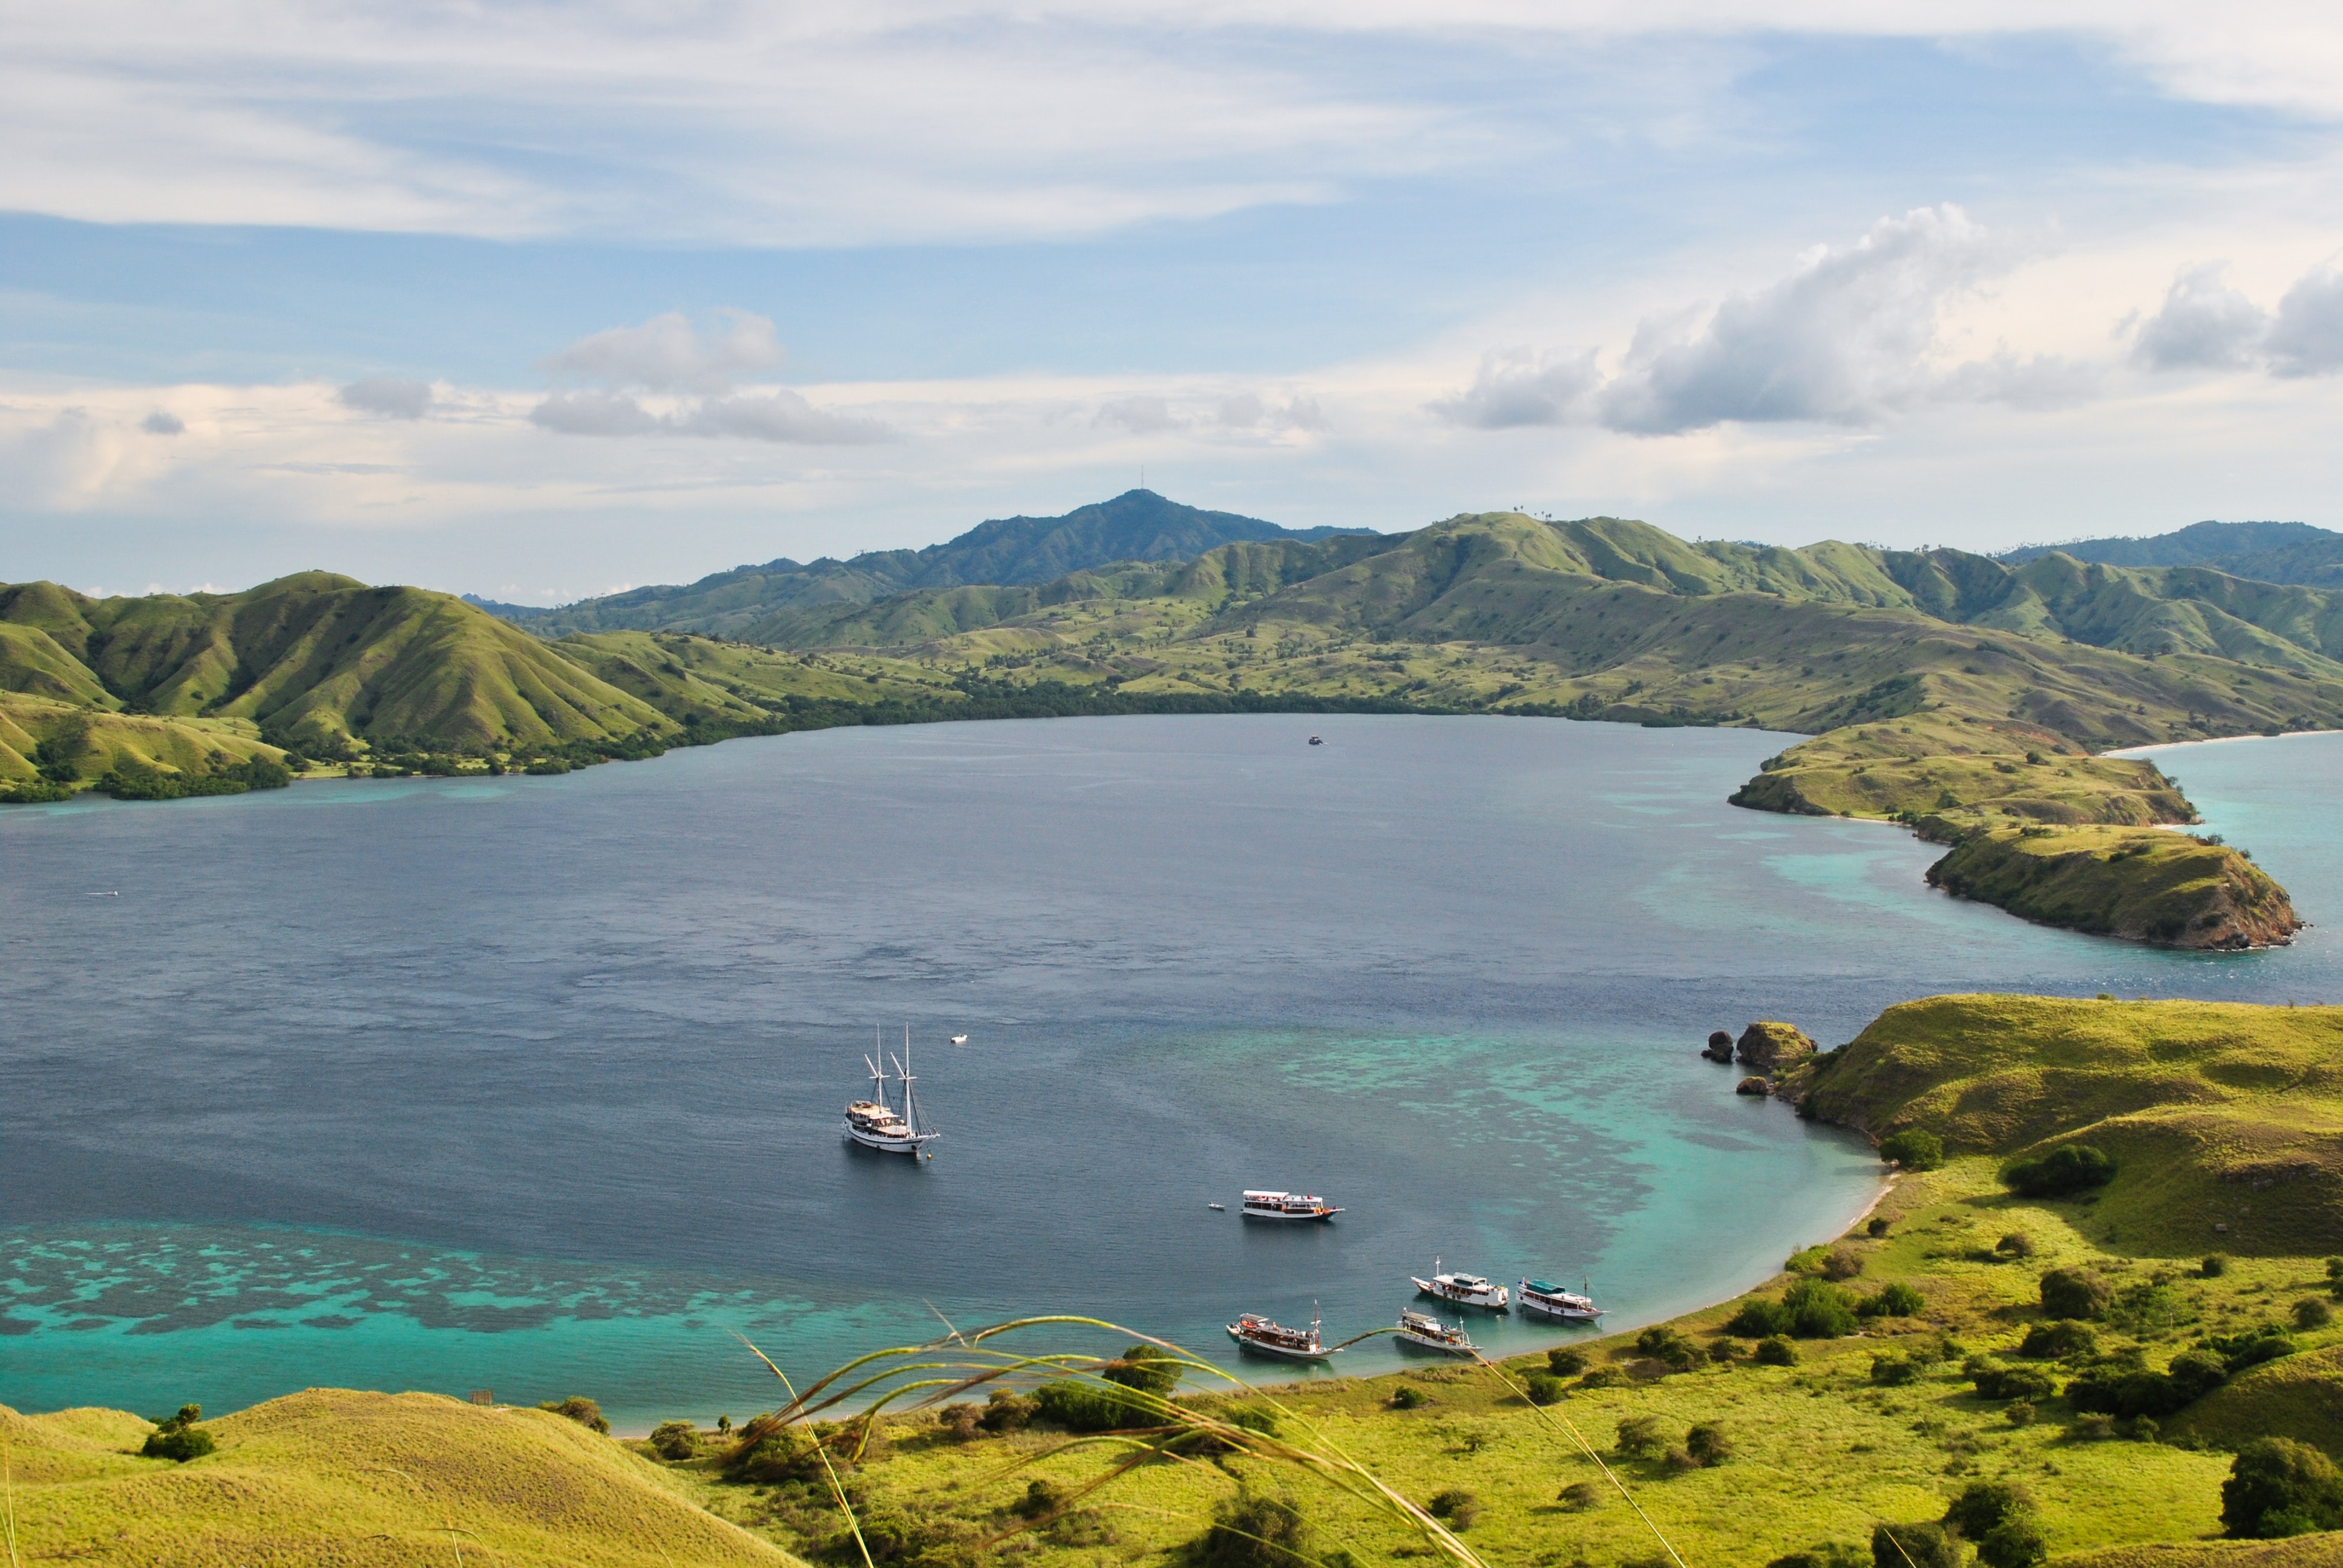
[140,1403,214,1462]
[1615,1415,1667,1458]
[1871,1521,1958,1568]
[2002,1144,2115,1198]
[2223,1438,2343,1538]
[1194,1489,1315,1568]
[1878,1130,1942,1171]
[539,1396,610,1434]
[1944,1480,2034,1540]
[648,1420,697,1460]
[1546,1346,1588,1376]
[1978,1518,2049,1568]
[1686,1422,1732,1466]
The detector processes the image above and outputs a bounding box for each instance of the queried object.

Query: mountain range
[1999,520,2343,587]
[467,489,1372,639]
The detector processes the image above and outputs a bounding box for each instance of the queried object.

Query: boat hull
[1517,1281,1601,1321]
[1395,1331,1477,1355]
[1227,1327,1338,1361]
[844,1120,937,1154]
[1412,1278,1510,1312]
[1240,1208,1338,1221]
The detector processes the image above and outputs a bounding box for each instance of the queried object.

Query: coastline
[2105,728,2343,759]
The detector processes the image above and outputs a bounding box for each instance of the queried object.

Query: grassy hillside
[1923,828,2301,949]
[2003,521,2343,591]
[0,1388,798,1566]
[1793,996,2343,1256]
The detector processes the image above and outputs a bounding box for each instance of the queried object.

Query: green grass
[1922,829,2298,949]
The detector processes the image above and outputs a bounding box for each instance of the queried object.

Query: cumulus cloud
[529,310,892,443]
[1214,392,1328,432]
[539,310,782,394]
[1427,347,1600,428]
[2132,264,2268,370]
[2267,266,2343,377]
[1596,205,1999,434]
[338,376,435,418]
[140,408,184,434]
[1095,396,1182,433]
[1935,350,2102,410]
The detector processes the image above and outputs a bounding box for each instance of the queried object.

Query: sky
[5,2,2343,604]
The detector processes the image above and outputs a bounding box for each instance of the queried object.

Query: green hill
[0,1390,798,1566]
[473,489,1376,637]
[1792,995,2343,1255]
[2003,521,2343,589]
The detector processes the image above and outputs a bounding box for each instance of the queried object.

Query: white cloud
[1427,347,1600,428]
[2132,263,2268,370]
[680,393,894,445]
[1095,396,1182,433]
[528,392,661,437]
[339,376,435,419]
[540,311,783,395]
[2267,266,2343,376]
[140,408,184,434]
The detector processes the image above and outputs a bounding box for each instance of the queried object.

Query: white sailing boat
[1394,1309,1477,1354]
[1517,1278,1604,1323]
[1411,1258,1509,1312]
[843,1025,942,1155]
[1227,1305,1342,1362]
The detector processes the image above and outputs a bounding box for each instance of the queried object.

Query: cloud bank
[529,312,894,444]
[2131,260,2343,378]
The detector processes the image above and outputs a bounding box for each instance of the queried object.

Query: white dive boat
[1240,1190,1343,1221]
[843,1026,942,1155]
[1517,1278,1604,1323]
[1395,1310,1477,1354]
[1228,1307,1342,1361]
[1411,1258,1509,1312]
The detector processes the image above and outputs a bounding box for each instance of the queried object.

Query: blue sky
[5,4,2343,603]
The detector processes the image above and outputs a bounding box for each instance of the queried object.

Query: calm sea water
[2,717,2337,1428]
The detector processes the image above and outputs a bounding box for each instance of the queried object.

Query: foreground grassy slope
[1794,996,2343,1256]
[0,1389,798,1567]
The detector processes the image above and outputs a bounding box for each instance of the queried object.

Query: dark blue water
[2,717,2336,1428]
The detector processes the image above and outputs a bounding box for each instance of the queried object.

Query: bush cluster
[540,1396,610,1434]
[648,1420,698,1460]
[1966,1359,2056,1403]
[2064,1347,2228,1420]
[1944,1481,2048,1568]
[1636,1325,1702,1372]
[2002,1144,2115,1198]
[2224,1437,2343,1538]
[2016,1321,2097,1359]
[1193,1489,1317,1568]
[1728,1278,1861,1339]
[2039,1268,2112,1321]
[1870,1521,1957,1568]
[1544,1346,1588,1377]
[140,1403,214,1462]
[1878,1129,1943,1171]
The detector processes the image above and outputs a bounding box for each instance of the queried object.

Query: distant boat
[1228,1307,1341,1361]
[1413,1258,1509,1312]
[843,1025,941,1156]
[1308,736,1323,746]
[949,1034,968,1045]
[1207,1202,1225,1210]
[85,891,119,897]
[1240,1189,1342,1221]
[1395,1309,1477,1354]
[1518,1278,1604,1323]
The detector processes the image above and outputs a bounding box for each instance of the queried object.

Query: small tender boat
[1308,736,1323,746]
[1517,1278,1604,1323]
[1395,1310,1477,1354]
[949,1034,968,1045]
[1240,1190,1343,1221]
[1228,1308,1342,1361]
[1207,1202,1225,1211]
[1412,1258,1509,1312]
[844,1025,942,1155]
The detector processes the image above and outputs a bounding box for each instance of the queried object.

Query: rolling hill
[2001,520,2343,589]
[471,489,1376,637]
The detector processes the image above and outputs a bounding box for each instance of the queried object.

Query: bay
[2,716,2337,1428]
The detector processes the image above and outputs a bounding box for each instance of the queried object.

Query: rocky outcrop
[1925,829,2302,950]
[1735,1076,1771,1097]
[1701,1030,1736,1063]
[1735,1021,1818,1071]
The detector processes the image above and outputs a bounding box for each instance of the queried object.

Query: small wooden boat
[1228,1308,1341,1361]
[1412,1259,1509,1312]
[1395,1310,1476,1354]
[1518,1278,1603,1322]
[1241,1190,1342,1221]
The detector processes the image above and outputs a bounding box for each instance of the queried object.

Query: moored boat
[1227,1308,1341,1361]
[1394,1309,1476,1354]
[1517,1278,1603,1322]
[1411,1258,1509,1311]
[1240,1190,1342,1221]
[844,1026,942,1155]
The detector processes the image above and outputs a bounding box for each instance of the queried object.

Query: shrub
[1014,1479,1066,1520]
[1426,1489,1479,1530]
[2202,1253,2231,1278]
[1867,1218,1891,1237]
[2209,1325,2297,1374]
[2039,1269,2113,1321]
[724,1425,822,1484]
[1871,1521,1958,1568]
[1708,1338,1740,1364]
[980,1391,1035,1432]
[1194,1489,1314,1568]
[649,1420,698,1460]
[938,1403,981,1441]
[1860,1283,1925,1319]
[2003,1144,2115,1198]
[1781,1278,1860,1338]
[1944,1480,2035,1540]
[140,1404,214,1462]
[1636,1326,1701,1372]
[1662,1447,1701,1474]
[1728,1299,1788,1337]
[1821,1248,1865,1282]
[2005,1400,2037,1428]
[2222,1437,2343,1538]
[1557,1480,1602,1512]
[1870,1353,1919,1387]
[1686,1422,1732,1466]
[1035,1377,1159,1432]
[1229,1407,1280,1437]
[1996,1232,2035,1259]
[2294,1298,2334,1331]
[1970,1363,2055,1403]
[1524,1373,1566,1406]
[1979,1517,2050,1568]
[1615,1415,1667,1458]
[1878,1130,1943,1171]
[1389,1385,1429,1410]
[1545,1346,1588,1377]
[540,1396,610,1434]
[1577,1365,1627,1389]
[1770,1550,1866,1568]
[1756,1336,1798,1366]
[2018,1321,2098,1359]
[2072,1413,2117,1440]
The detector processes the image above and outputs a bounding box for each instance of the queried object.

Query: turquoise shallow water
[2,717,2338,1428]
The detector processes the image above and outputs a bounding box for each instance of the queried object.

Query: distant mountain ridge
[470,489,1373,638]
[1999,520,2343,587]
